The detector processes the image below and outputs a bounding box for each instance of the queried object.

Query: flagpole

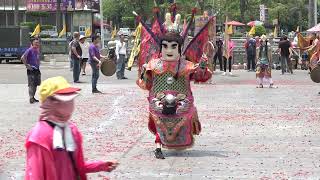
[99,0,104,48]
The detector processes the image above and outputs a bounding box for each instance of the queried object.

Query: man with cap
[79,35,89,75]
[25,76,118,179]
[21,38,41,104]
[115,33,128,79]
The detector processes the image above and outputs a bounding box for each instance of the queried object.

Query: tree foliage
[255,25,267,36]
[103,0,311,32]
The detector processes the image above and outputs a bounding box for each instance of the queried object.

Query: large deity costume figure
[135,6,215,159]
[256,35,275,88]
[137,32,212,159]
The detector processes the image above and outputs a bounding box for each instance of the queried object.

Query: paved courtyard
[0,62,320,179]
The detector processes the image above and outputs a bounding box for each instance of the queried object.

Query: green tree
[255,25,266,36]
[239,0,248,22]
[102,0,310,32]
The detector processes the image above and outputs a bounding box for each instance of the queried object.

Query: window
[79,26,86,33]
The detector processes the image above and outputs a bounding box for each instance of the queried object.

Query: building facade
[0,0,99,35]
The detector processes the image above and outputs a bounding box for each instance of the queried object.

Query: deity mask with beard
[160,32,183,61]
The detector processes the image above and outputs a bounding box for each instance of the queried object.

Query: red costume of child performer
[25,76,118,180]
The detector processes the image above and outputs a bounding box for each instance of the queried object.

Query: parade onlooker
[256,35,274,88]
[115,33,128,79]
[301,51,308,70]
[213,38,223,71]
[292,33,298,47]
[79,35,89,75]
[89,35,105,93]
[21,38,41,104]
[255,36,261,48]
[278,35,293,74]
[245,35,257,71]
[223,38,234,76]
[71,32,82,82]
[25,76,118,180]
[68,37,74,71]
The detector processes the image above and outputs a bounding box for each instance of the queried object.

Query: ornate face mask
[161,40,180,61]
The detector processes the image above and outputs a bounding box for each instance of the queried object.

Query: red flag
[183,17,214,63]
[138,19,163,71]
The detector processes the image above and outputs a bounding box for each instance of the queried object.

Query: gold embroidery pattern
[152,72,188,94]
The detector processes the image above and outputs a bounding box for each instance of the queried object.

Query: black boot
[29,98,35,104]
[92,89,102,94]
[154,148,165,159]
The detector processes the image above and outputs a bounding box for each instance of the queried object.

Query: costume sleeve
[75,131,111,174]
[83,161,111,173]
[191,56,212,82]
[192,67,212,82]
[136,61,153,90]
[25,143,56,180]
[136,70,152,90]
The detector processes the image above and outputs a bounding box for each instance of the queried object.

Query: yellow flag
[85,27,92,37]
[58,24,66,38]
[227,25,233,35]
[111,26,117,40]
[273,26,277,37]
[249,26,255,35]
[128,23,142,70]
[31,24,41,37]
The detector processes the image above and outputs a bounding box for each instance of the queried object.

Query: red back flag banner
[138,19,163,71]
[184,17,215,63]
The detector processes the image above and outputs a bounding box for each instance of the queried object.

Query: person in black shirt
[71,32,82,82]
[278,35,293,74]
[245,35,257,71]
[213,38,223,71]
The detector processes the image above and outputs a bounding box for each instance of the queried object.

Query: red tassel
[169,3,177,12]
[152,7,160,14]
[192,7,197,14]
[136,16,141,22]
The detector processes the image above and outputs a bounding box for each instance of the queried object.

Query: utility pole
[100,0,104,48]
[308,0,316,28]
[4,0,8,27]
[14,0,18,26]
[314,0,317,25]
[56,0,62,31]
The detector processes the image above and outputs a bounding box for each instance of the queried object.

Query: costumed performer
[25,76,118,180]
[137,32,212,159]
[256,35,276,88]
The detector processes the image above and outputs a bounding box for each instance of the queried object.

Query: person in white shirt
[115,33,128,79]
[79,35,90,75]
